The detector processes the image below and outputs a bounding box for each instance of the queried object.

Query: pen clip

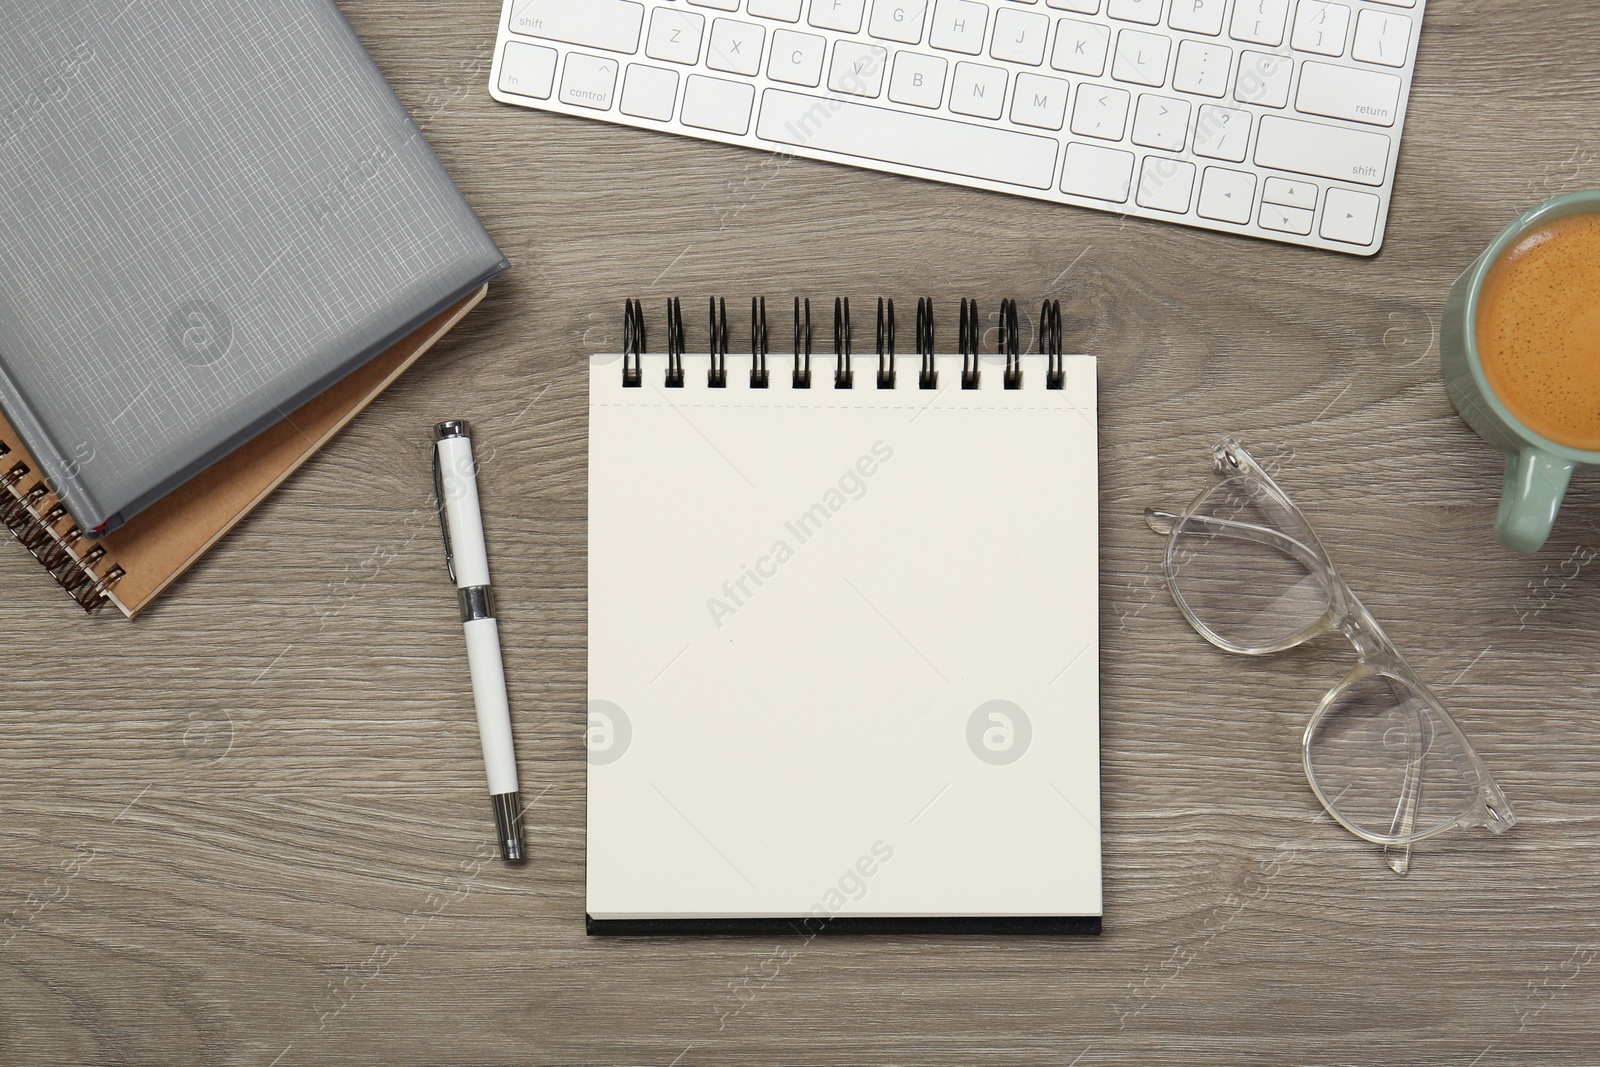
[432,444,456,585]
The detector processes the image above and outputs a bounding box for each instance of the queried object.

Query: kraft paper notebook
[588,297,1102,934]
[0,287,487,617]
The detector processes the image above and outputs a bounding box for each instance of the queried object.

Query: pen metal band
[492,792,525,862]
[459,585,495,622]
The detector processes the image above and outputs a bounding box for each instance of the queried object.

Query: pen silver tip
[491,792,525,863]
[435,419,469,441]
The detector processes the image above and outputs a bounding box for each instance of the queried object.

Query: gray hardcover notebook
[0,0,507,535]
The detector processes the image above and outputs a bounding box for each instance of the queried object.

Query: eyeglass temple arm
[1380,700,1431,876]
[1145,509,1328,575]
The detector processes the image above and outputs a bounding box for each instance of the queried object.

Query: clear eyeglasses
[1145,439,1515,873]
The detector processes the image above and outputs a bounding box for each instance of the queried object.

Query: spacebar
[755,90,1059,190]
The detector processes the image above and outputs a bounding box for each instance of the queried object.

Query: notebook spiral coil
[621,297,1068,392]
[0,443,125,612]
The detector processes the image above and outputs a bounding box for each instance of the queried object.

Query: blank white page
[588,350,1100,927]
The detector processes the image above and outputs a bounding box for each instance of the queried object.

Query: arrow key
[1262,176,1318,210]
[1197,165,1255,224]
[1259,201,1314,234]
[1320,187,1382,246]
[560,52,620,109]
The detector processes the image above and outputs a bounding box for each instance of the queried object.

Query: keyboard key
[1193,104,1250,161]
[1070,85,1131,139]
[770,29,828,85]
[1052,19,1111,76]
[1234,50,1292,107]
[1365,0,1414,7]
[1352,9,1411,67]
[811,0,868,32]
[930,0,990,54]
[509,0,645,54]
[950,62,1007,119]
[1136,156,1196,212]
[1259,201,1313,233]
[870,0,930,43]
[1109,0,1163,24]
[1111,29,1171,87]
[646,9,704,65]
[621,63,679,120]
[1321,186,1381,245]
[757,89,1060,187]
[1291,0,1350,56]
[499,41,558,99]
[991,9,1052,65]
[689,0,739,8]
[682,74,756,133]
[1255,115,1388,184]
[1012,72,1072,130]
[1168,0,1226,35]
[749,0,804,19]
[1262,176,1318,209]
[890,51,948,105]
[1296,61,1401,126]
[1197,166,1255,222]
[1048,0,1102,12]
[1060,142,1134,202]
[708,19,765,76]
[1229,0,1290,46]
[1173,39,1231,97]
[831,41,890,96]
[560,52,620,109]
[1131,93,1190,150]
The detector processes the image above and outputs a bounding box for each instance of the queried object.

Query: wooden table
[4,1,1598,1063]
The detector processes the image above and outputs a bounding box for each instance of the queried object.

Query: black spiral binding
[665,297,686,387]
[959,298,980,389]
[707,297,729,388]
[916,297,936,389]
[876,297,896,389]
[750,298,770,389]
[1042,299,1065,390]
[1001,298,1022,390]
[617,298,1070,394]
[622,298,644,388]
[834,297,853,389]
[0,444,125,612]
[793,298,812,388]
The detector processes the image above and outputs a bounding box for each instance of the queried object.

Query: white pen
[433,420,523,862]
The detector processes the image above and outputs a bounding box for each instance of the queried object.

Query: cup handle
[1497,449,1574,553]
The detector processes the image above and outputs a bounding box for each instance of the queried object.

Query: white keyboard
[489,0,1425,255]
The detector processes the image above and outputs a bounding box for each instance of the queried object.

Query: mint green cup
[1441,190,1600,554]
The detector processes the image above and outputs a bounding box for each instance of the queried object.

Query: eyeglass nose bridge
[1334,599,1402,666]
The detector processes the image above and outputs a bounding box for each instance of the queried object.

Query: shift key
[1255,116,1390,186]
[508,0,645,54]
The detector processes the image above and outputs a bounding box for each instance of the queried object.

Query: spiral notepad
[588,296,1101,934]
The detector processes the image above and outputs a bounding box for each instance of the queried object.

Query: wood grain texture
[4,0,1600,1063]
